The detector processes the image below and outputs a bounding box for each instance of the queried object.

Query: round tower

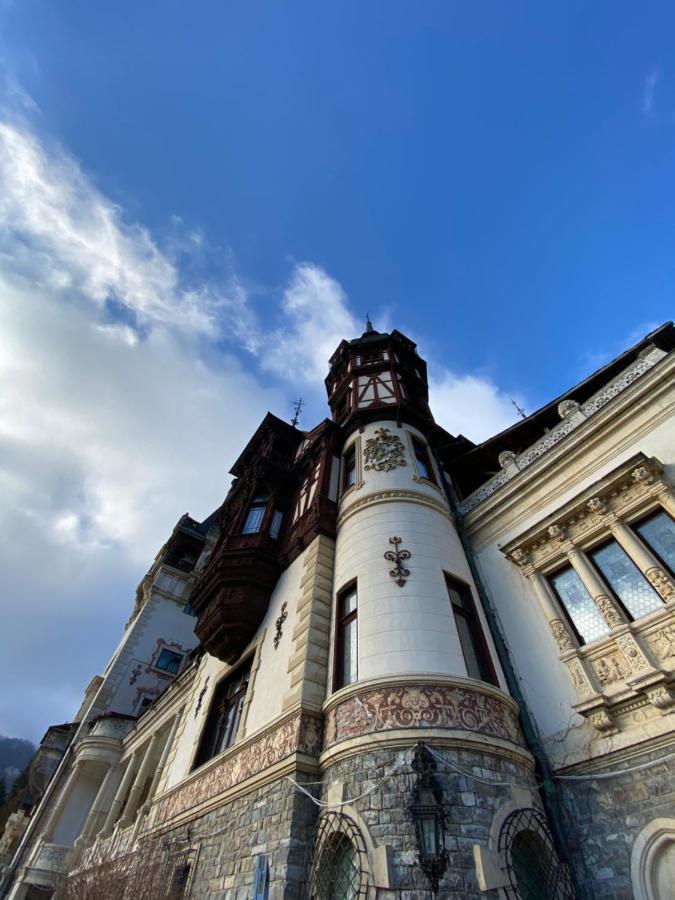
[310,326,542,898]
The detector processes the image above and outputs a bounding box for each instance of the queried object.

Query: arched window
[498,808,573,900]
[308,812,368,900]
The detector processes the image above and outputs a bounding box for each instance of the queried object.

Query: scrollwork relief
[593,595,624,628]
[549,619,573,653]
[645,624,675,660]
[616,634,651,673]
[645,567,675,601]
[363,427,407,473]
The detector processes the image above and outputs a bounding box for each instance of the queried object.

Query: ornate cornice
[459,346,669,515]
[338,488,451,528]
[503,454,666,572]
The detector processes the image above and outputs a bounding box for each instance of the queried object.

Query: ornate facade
[2,321,675,900]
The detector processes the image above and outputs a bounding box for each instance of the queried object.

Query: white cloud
[429,370,519,442]
[261,262,359,383]
[642,69,659,116]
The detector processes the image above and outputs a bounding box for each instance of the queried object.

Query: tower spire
[365,313,374,334]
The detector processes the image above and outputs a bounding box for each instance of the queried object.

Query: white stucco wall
[468,376,675,756]
[333,420,504,687]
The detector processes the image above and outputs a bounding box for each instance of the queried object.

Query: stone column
[117,733,160,829]
[75,765,121,849]
[146,716,179,802]
[599,506,675,602]
[515,556,576,654]
[100,752,139,837]
[558,539,626,629]
[39,760,83,842]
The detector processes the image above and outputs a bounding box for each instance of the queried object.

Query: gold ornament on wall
[363,427,407,472]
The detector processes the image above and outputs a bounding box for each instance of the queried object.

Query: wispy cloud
[642,68,659,116]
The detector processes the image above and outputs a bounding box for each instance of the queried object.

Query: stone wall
[558,742,675,900]
[319,744,541,899]
[155,773,318,900]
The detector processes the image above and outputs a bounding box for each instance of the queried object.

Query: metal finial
[290,397,304,428]
[511,399,527,420]
[365,313,374,333]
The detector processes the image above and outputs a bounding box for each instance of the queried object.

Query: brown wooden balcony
[190,533,282,664]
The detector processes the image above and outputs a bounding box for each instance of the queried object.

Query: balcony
[190,533,281,663]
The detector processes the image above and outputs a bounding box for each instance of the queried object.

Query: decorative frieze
[154,710,322,826]
[323,681,524,749]
[644,623,675,660]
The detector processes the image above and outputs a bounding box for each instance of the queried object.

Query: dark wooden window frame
[341,444,357,495]
[333,580,358,691]
[411,436,437,485]
[194,657,252,768]
[444,573,497,685]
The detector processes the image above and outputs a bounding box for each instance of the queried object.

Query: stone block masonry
[557,743,675,900]
[320,745,540,899]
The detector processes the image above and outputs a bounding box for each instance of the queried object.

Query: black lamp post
[409,742,447,893]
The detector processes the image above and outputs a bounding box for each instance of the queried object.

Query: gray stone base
[557,742,675,900]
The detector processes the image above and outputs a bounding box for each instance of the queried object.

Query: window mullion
[562,542,628,629]
[604,511,675,602]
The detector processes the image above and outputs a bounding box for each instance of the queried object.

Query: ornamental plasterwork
[592,653,630,686]
[504,455,667,571]
[363,427,407,472]
[459,348,665,513]
[644,624,675,660]
[323,683,523,748]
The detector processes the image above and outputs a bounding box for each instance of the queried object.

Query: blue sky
[0,1,673,741]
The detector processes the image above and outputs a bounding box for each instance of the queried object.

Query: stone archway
[631,818,675,900]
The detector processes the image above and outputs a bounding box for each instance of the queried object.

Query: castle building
[2,321,675,900]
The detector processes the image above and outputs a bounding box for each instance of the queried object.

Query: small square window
[155,648,184,674]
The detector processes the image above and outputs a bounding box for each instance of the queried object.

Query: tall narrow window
[241,495,268,534]
[634,510,675,574]
[194,660,251,768]
[549,566,608,644]
[412,437,436,484]
[334,584,358,689]
[342,446,356,493]
[270,509,284,540]
[445,576,497,684]
[589,539,662,619]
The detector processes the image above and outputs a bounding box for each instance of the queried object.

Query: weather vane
[290,397,304,428]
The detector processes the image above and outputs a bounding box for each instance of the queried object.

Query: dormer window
[241,494,269,534]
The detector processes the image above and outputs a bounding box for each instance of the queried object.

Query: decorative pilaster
[100,751,139,837]
[39,760,83,842]
[118,733,161,829]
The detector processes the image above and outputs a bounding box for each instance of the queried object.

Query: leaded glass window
[590,539,662,620]
[634,510,675,573]
[549,566,609,644]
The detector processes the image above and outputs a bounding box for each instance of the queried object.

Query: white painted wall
[333,420,504,688]
[469,391,675,755]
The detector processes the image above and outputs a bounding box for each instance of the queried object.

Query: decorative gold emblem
[363,427,407,472]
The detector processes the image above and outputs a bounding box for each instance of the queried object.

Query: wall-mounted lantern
[409,742,447,893]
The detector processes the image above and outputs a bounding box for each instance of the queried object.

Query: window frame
[547,563,603,646]
[411,436,437,485]
[153,647,185,675]
[193,657,252,768]
[240,493,270,535]
[631,508,675,578]
[445,573,497,685]
[333,581,358,691]
[586,534,664,622]
[341,442,358,496]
